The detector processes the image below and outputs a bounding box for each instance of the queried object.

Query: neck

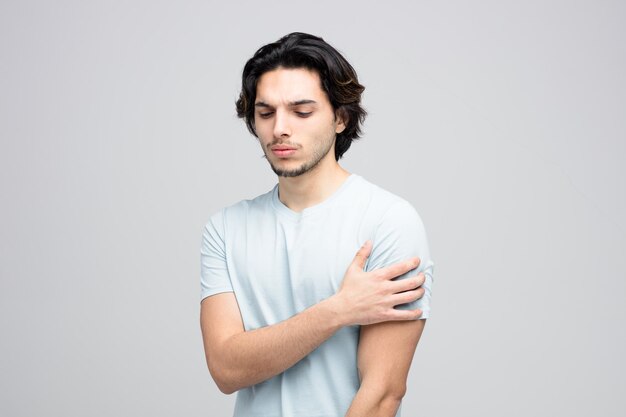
[277,159,351,213]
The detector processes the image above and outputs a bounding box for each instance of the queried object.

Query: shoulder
[201,186,277,249]
[351,175,424,229]
[356,178,433,278]
[204,186,276,231]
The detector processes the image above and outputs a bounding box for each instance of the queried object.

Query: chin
[270,161,311,178]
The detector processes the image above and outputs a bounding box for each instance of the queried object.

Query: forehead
[255,67,328,105]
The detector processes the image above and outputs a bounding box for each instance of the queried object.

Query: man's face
[254,67,346,178]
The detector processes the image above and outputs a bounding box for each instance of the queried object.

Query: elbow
[361,378,407,411]
[390,380,407,399]
[380,384,406,409]
[206,358,240,395]
[392,384,407,400]
[215,380,238,395]
[209,367,239,395]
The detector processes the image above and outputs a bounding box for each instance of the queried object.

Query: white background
[1,1,624,415]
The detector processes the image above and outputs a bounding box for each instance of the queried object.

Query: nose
[273,109,291,139]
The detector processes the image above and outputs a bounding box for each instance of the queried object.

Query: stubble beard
[265,134,336,178]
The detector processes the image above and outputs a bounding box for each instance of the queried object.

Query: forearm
[345,382,402,417]
[214,296,344,393]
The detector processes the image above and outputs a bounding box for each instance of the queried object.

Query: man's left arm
[346,199,434,416]
[345,319,426,416]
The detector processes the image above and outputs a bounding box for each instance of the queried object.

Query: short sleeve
[365,200,434,319]
[200,209,234,301]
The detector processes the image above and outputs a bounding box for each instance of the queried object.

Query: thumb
[352,240,373,270]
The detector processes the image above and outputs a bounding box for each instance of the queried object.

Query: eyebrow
[254,99,318,108]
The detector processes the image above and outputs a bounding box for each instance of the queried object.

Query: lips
[270,145,297,158]
[271,145,297,151]
[272,150,296,157]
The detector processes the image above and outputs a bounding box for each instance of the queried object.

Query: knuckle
[391,267,403,279]
[395,263,407,274]
[410,276,421,288]
[398,278,417,291]
[373,270,386,280]
[398,311,412,321]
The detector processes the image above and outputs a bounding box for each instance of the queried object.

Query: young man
[200,33,434,417]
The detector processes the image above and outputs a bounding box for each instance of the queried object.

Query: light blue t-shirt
[200,173,434,417]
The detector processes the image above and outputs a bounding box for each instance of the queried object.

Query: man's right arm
[200,240,426,394]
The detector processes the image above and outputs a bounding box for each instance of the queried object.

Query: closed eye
[258,112,274,118]
[296,112,312,118]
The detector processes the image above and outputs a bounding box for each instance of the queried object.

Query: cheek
[254,119,273,138]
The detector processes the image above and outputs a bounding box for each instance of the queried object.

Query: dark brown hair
[235,32,367,161]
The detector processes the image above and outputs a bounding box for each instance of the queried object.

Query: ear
[335,108,348,134]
